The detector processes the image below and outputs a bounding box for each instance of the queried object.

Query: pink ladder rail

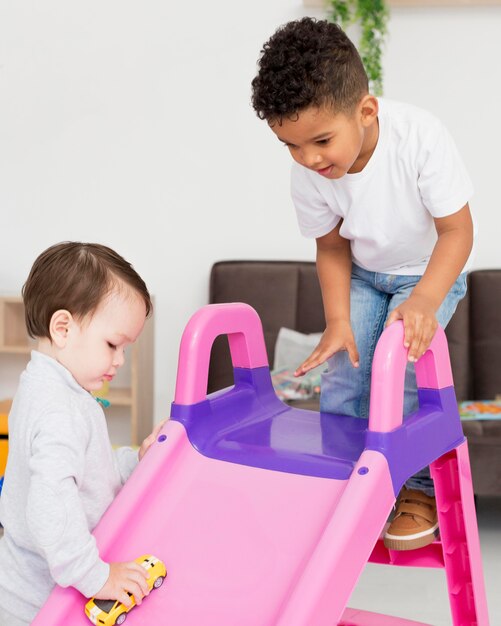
[431,442,490,626]
[368,443,490,626]
[365,321,489,625]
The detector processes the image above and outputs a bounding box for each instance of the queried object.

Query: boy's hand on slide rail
[386,294,438,363]
[94,561,150,607]
[294,320,359,376]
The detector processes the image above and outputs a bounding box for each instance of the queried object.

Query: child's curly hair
[251,17,368,123]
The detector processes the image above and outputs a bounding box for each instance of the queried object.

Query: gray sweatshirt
[0,351,138,623]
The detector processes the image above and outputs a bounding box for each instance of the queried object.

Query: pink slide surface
[32,419,351,625]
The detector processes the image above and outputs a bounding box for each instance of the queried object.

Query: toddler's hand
[138,419,168,461]
[294,320,359,377]
[94,561,150,607]
[386,294,438,362]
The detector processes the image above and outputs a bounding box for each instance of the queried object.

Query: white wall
[1,2,500,426]
[384,6,501,270]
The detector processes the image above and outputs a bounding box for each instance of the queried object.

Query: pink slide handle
[174,303,269,405]
[368,320,454,433]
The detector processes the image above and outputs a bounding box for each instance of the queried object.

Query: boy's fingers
[402,315,416,350]
[423,318,438,348]
[407,316,426,361]
[388,308,416,350]
[294,346,327,376]
[296,340,359,375]
[294,361,310,377]
[415,319,437,360]
[412,338,428,361]
[409,313,439,360]
[349,354,360,368]
[346,341,360,368]
[295,354,322,376]
[408,341,421,362]
[386,309,401,327]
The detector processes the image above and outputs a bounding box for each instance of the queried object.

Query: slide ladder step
[368,443,489,625]
[431,445,489,625]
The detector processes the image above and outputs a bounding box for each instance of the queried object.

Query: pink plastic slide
[32,303,489,626]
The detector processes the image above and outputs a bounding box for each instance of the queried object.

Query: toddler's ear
[49,309,73,348]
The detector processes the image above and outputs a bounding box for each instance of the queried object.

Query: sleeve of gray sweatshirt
[26,409,110,598]
[115,446,139,484]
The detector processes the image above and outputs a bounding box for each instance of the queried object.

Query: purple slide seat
[171,366,367,480]
[171,367,465,491]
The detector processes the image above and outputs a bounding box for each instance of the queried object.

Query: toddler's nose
[113,347,125,368]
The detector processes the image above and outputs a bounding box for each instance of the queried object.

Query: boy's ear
[359,94,378,127]
[49,310,73,348]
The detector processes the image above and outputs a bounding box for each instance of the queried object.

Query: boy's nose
[301,150,322,169]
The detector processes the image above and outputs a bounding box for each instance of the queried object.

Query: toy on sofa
[33,303,489,626]
[84,555,166,625]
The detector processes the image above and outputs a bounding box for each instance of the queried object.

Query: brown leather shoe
[384,487,439,551]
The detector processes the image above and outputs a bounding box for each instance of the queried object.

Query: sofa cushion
[469,269,501,399]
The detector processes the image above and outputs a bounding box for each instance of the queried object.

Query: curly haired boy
[252,18,474,551]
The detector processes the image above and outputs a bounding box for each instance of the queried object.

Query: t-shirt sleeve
[291,162,341,238]
[417,117,473,218]
[26,410,109,598]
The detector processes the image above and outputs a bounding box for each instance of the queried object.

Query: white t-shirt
[291,99,474,275]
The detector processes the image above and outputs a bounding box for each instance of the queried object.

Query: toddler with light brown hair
[0,242,163,626]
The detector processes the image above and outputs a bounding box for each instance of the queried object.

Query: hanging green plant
[328,0,389,96]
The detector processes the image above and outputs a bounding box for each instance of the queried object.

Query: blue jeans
[320,265,468,495]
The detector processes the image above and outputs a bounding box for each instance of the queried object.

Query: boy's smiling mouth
[316,164,334,177]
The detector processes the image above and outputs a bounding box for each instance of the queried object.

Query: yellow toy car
[85,554,167,625]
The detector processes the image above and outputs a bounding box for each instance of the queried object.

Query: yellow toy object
[0,400,11,477]
[85,555,166,625]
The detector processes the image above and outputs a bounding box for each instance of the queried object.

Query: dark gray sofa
[208,261,501,497]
